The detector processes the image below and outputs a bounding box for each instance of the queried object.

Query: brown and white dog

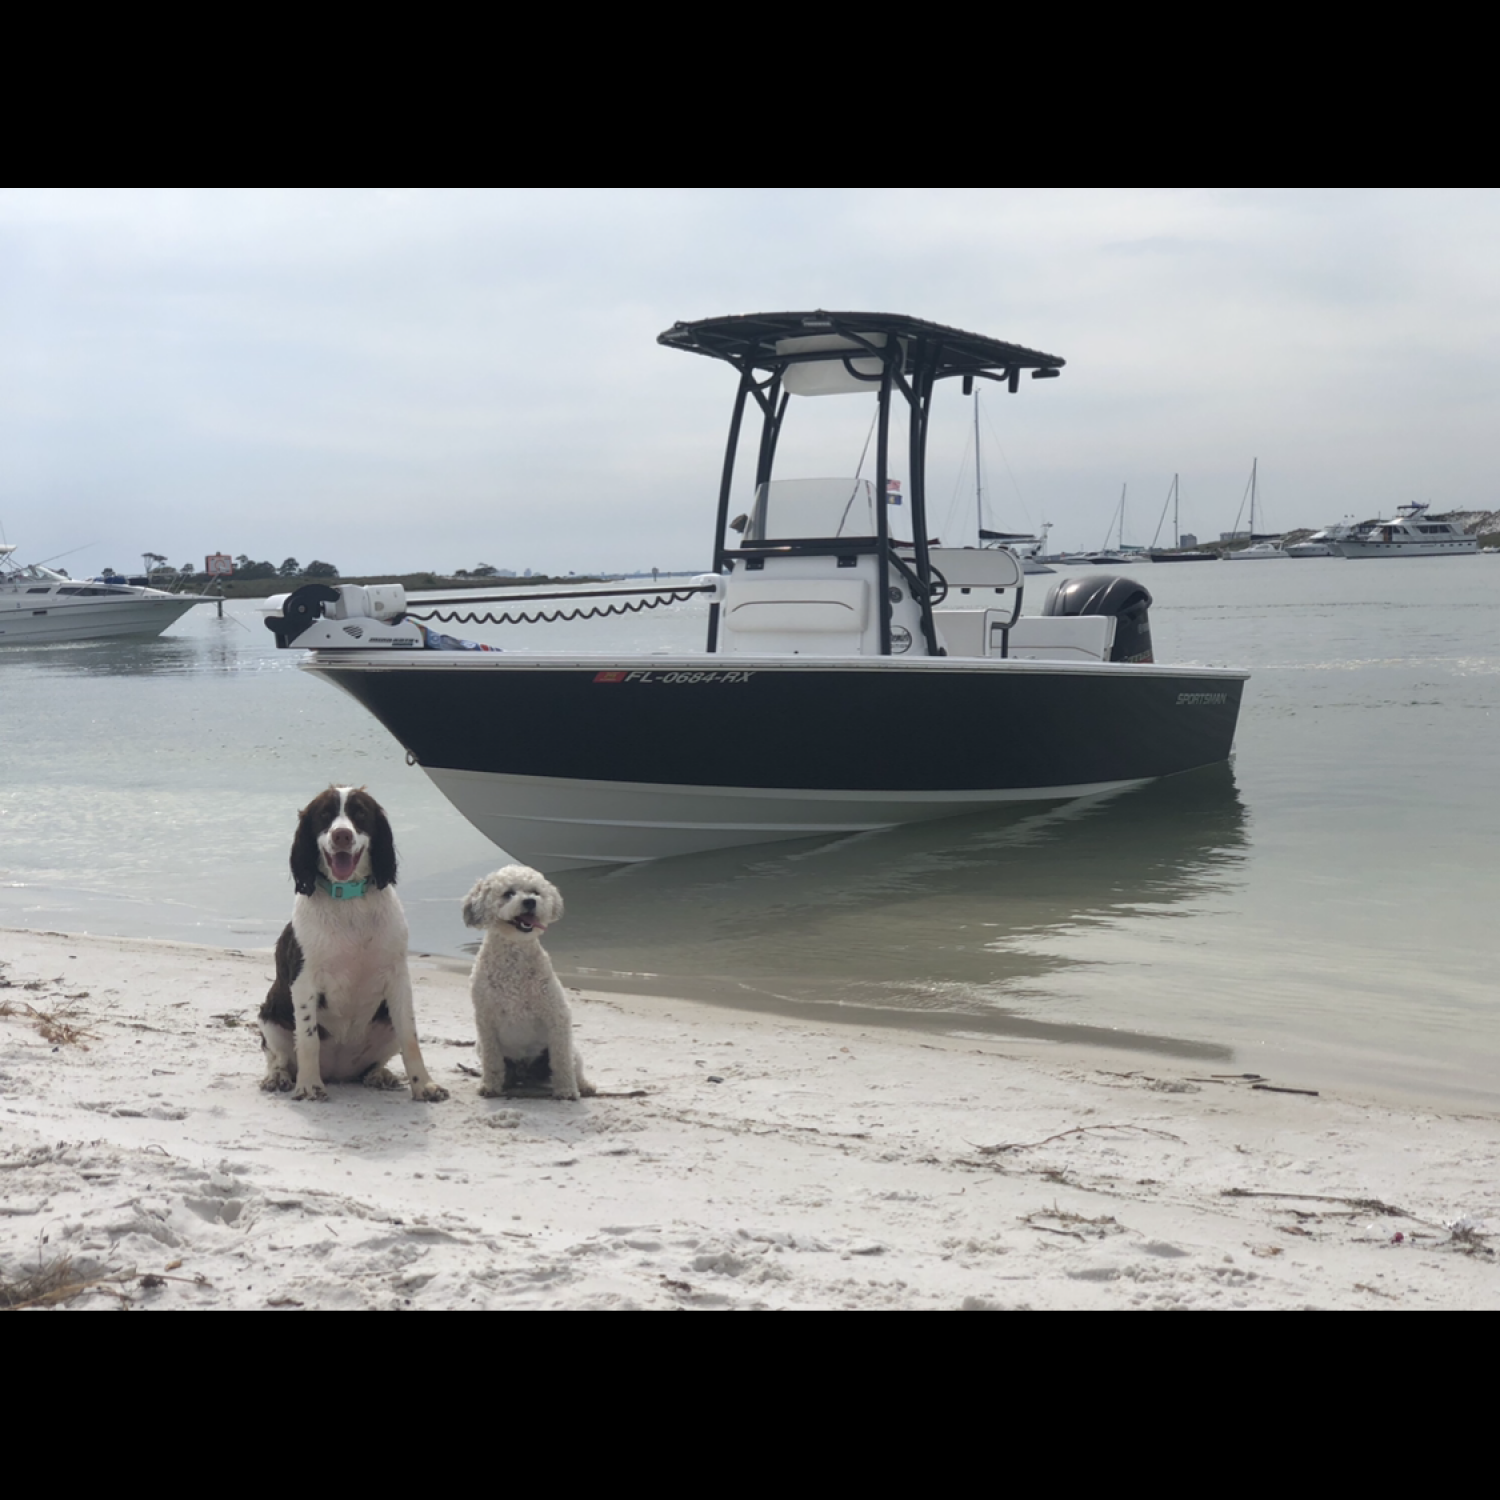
[258,787,448,1104]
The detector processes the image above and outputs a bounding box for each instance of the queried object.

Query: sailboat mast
[1173,473,1180,548]
[1250,457,1258,537]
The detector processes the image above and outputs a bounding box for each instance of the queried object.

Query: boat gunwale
[299,651,1249,682]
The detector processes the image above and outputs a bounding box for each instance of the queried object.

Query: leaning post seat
[930,547,1023,657]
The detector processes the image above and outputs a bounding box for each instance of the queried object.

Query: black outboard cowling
[1042,574,1154,663]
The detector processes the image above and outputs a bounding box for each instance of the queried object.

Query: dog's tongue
[331,851,359,881]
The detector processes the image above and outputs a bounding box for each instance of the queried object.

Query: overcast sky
[2,188,1497,577]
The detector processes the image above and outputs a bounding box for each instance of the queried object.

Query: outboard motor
[1042,574,1154,663]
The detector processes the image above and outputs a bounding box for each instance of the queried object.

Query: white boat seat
[1007,615,1115,662]
[935,608,1012,659]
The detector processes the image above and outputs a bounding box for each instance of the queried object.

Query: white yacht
[1293,520,1361,556]
[1334,504,1478,558]
[0,546,211,644]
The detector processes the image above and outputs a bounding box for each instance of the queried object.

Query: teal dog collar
[317,875,369,901]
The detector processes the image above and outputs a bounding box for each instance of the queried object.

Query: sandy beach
[2,926,1496,1310]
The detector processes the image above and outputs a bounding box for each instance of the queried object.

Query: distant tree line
[228,555,340,581]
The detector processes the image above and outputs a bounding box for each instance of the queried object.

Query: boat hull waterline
[310,653,1247,869]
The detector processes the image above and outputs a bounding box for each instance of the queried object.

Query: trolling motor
[265,584,424,650]
[1042,575,1154,664]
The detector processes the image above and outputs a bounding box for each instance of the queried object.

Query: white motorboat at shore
[268,311,1248,871]
[1,545,212,645]
[1333,503,1478,558]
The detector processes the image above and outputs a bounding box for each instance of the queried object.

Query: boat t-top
[1,545,213,645]
[268,311,1249,870]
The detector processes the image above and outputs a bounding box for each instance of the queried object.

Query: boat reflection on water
[544,762,1247,1060]
[2,618,254,679]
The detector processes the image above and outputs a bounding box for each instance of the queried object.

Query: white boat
[1075,483,1155,566]
[267,311,1248,871]
[1290,520,1360,558]
[0,545,212,645]
[981,528,1055,574]
[1220,459,1288,558]
[1333,503,1478,558]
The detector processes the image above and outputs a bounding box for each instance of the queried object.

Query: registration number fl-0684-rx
[594,670,757,685]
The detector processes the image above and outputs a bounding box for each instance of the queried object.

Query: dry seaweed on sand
[0,1255,212,1312]
[967,1123,1185,1156]
[0,1254,114,1311]
[1,999,98,1048]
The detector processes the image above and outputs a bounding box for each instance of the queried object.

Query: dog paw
[551,1087,582,1102]
[361,1066,406,1092]
[477,1082,506,1099]
[411,1081,450,1103]
[291,1083,329,1103]
[259,1072,294,1094]
[579,1082,598,1098]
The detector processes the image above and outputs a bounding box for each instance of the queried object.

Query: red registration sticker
[593,671,628,683]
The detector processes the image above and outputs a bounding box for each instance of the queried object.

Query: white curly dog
[463,865,594,1101]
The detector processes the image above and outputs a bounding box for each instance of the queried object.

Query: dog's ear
[367,801,398,890]
[290,797,325,896]
[462,881,489,929]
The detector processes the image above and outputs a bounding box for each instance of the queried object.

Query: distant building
[1179,533,1198,549]
[1220,529,1251,542]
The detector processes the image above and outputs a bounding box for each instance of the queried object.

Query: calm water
[3,559,1497,1107]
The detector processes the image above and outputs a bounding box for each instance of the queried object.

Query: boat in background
[964,391,1054,572]
[1068,483,1153,566]
[1224,540,1289,560]
[268,310,1247,871]
[1,545,212,645]
[1287,519,1359,557]
[1149,475,1216,562]
[1221,459,1288,558]
[981,529,1055,575]
[1334,503,1478,558]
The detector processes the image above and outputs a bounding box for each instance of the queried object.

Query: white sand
[2,927,1496,1310]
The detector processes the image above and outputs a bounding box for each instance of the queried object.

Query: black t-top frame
[658,311,1065,655]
